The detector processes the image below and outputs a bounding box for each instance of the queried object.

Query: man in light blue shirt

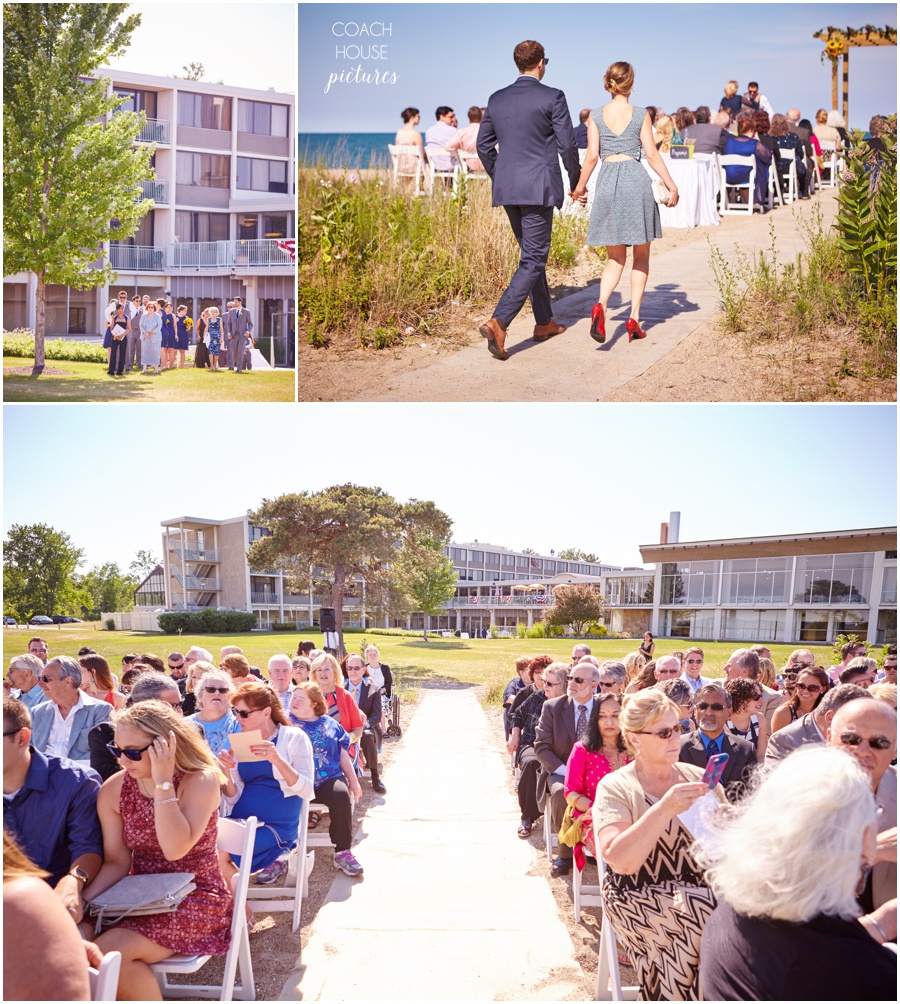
[5,654,46,711]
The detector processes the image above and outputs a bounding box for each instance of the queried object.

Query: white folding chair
[819,140,838,188]
[573,856,603,923]
[88,950,122,1002]
[245,807,311,932]
[387,144,425,197]
[151,815,257,1001]
[715,154,756,215]
[593,848,639,1001]
[425,145,458,194]
[454,148,488,180]
[542,802,559,862]
[767,160,786,210]
[777,148,798,203]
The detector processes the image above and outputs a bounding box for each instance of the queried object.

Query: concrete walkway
[284,688,585,1001]
[370,189,838,401]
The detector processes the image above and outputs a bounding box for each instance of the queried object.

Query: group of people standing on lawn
[103,291,254,377]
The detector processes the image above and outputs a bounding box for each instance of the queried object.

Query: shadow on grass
[3,372,152,402]
[396,639,472,651]
[395,665,477,690]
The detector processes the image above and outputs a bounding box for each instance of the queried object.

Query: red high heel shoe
[626,317,647,342]
[590,303,606,343]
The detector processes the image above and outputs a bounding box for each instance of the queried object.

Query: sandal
[308,811,321,830]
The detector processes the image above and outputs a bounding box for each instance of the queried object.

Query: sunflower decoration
[825,36,845,60]
[184,316,194,330]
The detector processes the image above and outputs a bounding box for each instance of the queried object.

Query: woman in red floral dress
[82,702,231,1001]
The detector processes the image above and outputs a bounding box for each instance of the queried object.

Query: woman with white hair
[699,746,896,999]
[186,669,240,755]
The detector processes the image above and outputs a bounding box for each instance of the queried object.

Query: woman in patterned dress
[593,689,727,1001]
[571,62,679,343]
[139,302,162,374]
[81,702,232,1001]
[202,306,223,371]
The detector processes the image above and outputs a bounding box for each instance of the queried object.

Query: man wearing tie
[679,683,756,803]
[224,296,253,373]
[344,655,386,793]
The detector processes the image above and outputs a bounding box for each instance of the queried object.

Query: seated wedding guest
[312,654,364,758]
[267,654,295,711]
[597,659,627,696]
[771,665,829,733]
[655,115,676,153]
[724,113,771,210]
[756,655,779,692]
[425,105,458,171]
[297,640,316,658]
[31,656,112,761]
[503,657,531,738]
[563,692,630,870]
[827,698,897,911]
[82,702,232,1000]
[770,112,807,197]
[220,652,252,683]
[185,645,213,669]
[654,678,694,729]
[134,653,166,675]
[5,654,46,710]
[342,652,387,793]
[180,658,216,718]
[288,682,364,876]
[623,651,646,688]
[724,678,770,761]
[445,105,486,170]
[719,80,742,123]
[508,663,566,838]
[624,659,660,694]
[764,683,871,766]
[394,106,426,174]
[79,653,126,711]
[291,656,311,686]
[572,107,591,149]
[679,683,757,802]
[218,681,314,887]
[363,644,391,696]
[753,110,778,164]
[679,647,711,695]
[869,682,898,709]
[877,646,897,684]
[840,656,878,689]
[509,655,554,718]
[594,689,726,1000]
[119,668,143,697]
[699,747,896,1000]
[4,829,104,1002]
[3,697,102,920]
[187,669,241,756]
[863,114,888,159]
[812,107,843,149]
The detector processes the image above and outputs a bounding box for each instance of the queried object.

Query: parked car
[51,615,83,624]
[3,616,17,627]
[29,615,53,625]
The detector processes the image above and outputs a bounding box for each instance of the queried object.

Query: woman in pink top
[79,653,126,711]
[564,692,630,869]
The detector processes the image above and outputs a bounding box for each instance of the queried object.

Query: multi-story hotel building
[3,71,295,363]
[118,513,898,647]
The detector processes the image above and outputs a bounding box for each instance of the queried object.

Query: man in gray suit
[679,683,756,802]
[476,39,581,360]
[536,660,599,876]
[764,683,871,766]
[224,296,254,373]
[30,656,112,761]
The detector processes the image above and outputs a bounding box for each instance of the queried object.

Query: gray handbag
[87,872,196,933]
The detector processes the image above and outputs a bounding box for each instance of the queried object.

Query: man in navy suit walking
[476,40,581,360]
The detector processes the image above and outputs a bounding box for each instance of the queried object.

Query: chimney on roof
[669,511,681,543]
[660,522,668,544]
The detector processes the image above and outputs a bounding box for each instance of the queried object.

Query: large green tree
[3,3,154,373]
[4,523,84,621]
[392,530,458,641]
[247,485,453,656]
[543,583,605,637]
[557,547,601,563]
[77,562,137,620]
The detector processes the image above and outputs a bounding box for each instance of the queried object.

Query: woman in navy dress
[174,305,192,369]
[217,681,314,887]
[159,302,176,370]
[572,62,679,345]
[102,299,116,364]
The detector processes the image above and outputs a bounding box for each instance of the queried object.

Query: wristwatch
[154,781,174,791]
[69,866,89,885]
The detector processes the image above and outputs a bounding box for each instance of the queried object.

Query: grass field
[2,357,294,402]
[3,626,834,691]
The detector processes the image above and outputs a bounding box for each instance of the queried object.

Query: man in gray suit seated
[682,106,730,155]
[764,683,871,766]
[679,683,757,802]
[30,656,112,762]
[476,39,581,360]
[224,296,254,373]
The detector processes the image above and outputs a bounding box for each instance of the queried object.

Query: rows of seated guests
[500,640,897,998]
[2,637,394,1000]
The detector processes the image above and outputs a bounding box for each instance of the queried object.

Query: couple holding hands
[476,43,678,360]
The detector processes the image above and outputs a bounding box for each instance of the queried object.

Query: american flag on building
[275,239,296,260]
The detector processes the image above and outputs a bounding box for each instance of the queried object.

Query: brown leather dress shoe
[533,319,565,342]
[479,317,509,360]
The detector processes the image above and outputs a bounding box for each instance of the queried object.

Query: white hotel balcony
[107,238,294,274]
[136,118,170,145]
[138,178,169,205]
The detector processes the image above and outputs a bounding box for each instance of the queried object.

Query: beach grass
[2,356,294,403]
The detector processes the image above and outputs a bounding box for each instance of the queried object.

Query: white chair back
[387,144,425,197]
[245,803,311,932]
[593,845,639,1001]
[89,950,122,1002]
[777,147,798,203]
[425,145,459,194]
[819,139,838,188]
[715,154,757,215]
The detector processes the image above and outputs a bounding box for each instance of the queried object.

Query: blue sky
[298,3,897,132]
[3,404,896,573]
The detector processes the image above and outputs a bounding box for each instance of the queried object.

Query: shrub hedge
[158,610,258,634]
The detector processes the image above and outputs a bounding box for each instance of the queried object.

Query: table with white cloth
[642,153,720,227]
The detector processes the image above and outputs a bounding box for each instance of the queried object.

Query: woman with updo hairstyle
[394,106,425,176]
[572,61,679,345]
[593,689,726,1000]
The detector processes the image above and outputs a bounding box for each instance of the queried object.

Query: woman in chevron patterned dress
[593,689,727,1001]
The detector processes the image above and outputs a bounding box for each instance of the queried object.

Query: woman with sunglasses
[593,689,727,1000]
[563,692,630,869]
[186,670,241,755]
[508,662,567,838]
[81,701,231,1000]
[725,679,770,762]
[217,681,314,888]
[311,654,365,774]
[771,666,829,735]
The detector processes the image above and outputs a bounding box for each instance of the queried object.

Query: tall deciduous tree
[557,547,601,563]
[3,3,153,373]
[129,548,160,581]
[4,523,84,621]
[393,531,458,641]
[247,485,453,656]
[77,562,138,619]
[543,583,604,637]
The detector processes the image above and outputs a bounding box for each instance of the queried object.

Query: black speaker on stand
[319,607,339,654]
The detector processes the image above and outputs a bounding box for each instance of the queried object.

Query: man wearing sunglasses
[764,683,871,766]
[827,698,897,911]
[678,684,757,802]
[3,695,102,925]
[828,639,868,685]
[680,647,711,694]
[535,660,599,876]
[30,656,112,762]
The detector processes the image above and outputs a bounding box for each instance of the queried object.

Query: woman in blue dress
[201,307,223,371]
[218,681,314,886]
[159,301,176,370]
[571,61,679,345]
[174,305,192,369]
[139,301,162,374]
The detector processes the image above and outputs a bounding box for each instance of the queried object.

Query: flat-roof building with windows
[4,71,295,364]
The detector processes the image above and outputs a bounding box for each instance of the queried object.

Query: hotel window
[175,211,229,243]
[467,550,483,564]
[177,92,232,130]
[721,557,789,605]
[116,88,158,117]
[485,552,500,567]
[661,561,719,605]
[502,554,515,567]
[237,100,289,137]
[236,157,288,193]
[881,566,898,605]
[176,152,230,188]
[661,609,715,639]
[794,552,873,604]
[721,609,785,642]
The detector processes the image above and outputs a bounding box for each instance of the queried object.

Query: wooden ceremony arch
[813,26,896,124]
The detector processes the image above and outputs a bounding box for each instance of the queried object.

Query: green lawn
[3,626,834,688]
[2,357,294,402]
